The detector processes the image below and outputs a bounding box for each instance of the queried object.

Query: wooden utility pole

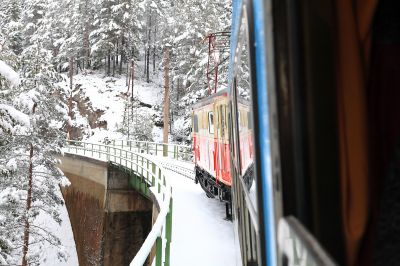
[127,60,134,98]
[163,47,170,156]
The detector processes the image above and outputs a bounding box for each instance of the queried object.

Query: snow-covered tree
[0,1,70,264]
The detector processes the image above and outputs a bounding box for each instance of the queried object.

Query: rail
[109,139,192,162]
[65,140,173,266]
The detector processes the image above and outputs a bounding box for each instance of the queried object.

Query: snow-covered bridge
[58,140,235,266]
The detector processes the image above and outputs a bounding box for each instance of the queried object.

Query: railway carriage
[228,0,400,265]
[193,0,399,264]
[192,89,254,216]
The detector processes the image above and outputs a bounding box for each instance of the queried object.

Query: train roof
[191,89,229,110]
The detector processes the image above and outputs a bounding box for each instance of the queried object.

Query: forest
[0,0,231,264]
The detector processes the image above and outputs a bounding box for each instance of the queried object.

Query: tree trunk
[144,48,147,76]
[163,48,170,156]
[119,35,124,75]
[21,140,35,265]
[83,0,90,69]
[107,50,111,76]
[127,60,134,96]
[131,60,134,98]
[112,49,116,76]
[68,57,74,140]
[177,78,181,101]
[126,62,129,86]
[146,12,151,83]
[146,45,150,83]
[116,41,119,65]
[153,23,157,74]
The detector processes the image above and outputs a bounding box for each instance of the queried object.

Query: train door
[214,101,227,185]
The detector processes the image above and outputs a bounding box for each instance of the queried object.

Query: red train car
[192,89,254,216]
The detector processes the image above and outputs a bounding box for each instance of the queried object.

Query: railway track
[156,160,195,181]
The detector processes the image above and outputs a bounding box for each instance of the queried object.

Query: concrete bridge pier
[58,154,154,266]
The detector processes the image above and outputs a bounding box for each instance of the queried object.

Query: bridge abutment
[58,154,154,266]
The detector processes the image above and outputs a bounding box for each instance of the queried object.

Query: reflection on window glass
[208,112,214,134]
[194,115,199,132]
[235,14,257,211]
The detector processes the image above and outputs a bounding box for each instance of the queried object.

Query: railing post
[164,198,173,266]
[136,154,138,173]
[157,168,161,193]
[152,163,156,186]
[156,236,162,266]
[140,157,144,177]
[163,144,168,157]
[147,159,149,181]
[155,144,158,155]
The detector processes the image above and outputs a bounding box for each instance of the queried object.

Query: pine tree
[0,0,70,264]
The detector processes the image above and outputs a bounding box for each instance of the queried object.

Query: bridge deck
[167,166,235,266]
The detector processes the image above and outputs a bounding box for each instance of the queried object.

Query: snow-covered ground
[168,168,236,266]
[34,191,78,266]
[61,71,165,143]
[140,152,236,266]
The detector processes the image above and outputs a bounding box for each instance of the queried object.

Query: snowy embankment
[61,71,164,142]
[34,196,78,266]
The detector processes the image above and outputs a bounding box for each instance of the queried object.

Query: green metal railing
[110,139,192,162]
[65,140,173,266]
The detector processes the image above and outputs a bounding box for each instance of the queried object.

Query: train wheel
[225,202,232,221]
[194,167,199,184]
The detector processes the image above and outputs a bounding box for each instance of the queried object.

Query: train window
[208,111,214,134]
[234,6,257,211]
[247,112,252,130]
[193,114,199,133]
[238,110,242,131]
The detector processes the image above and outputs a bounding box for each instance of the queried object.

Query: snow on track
[167,169,236,266]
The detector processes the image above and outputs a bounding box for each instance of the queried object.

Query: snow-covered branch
[0,60,20,87]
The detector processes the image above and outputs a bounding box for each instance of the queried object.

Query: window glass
[208,111,214,134]
[194,114,199,133]
[234,12,257,211]
[247,112,252,129]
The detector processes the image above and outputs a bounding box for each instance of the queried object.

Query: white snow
[33,190,78,266]
[167,168,236,266]
[0,60,20,86]
[62,71,164,142]
[135,153,235,265]
[0,104,30,133]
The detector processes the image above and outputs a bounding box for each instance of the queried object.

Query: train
[192,88,255,218]
[193,0,399,265]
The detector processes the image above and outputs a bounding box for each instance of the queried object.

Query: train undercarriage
[194,165,232,219]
